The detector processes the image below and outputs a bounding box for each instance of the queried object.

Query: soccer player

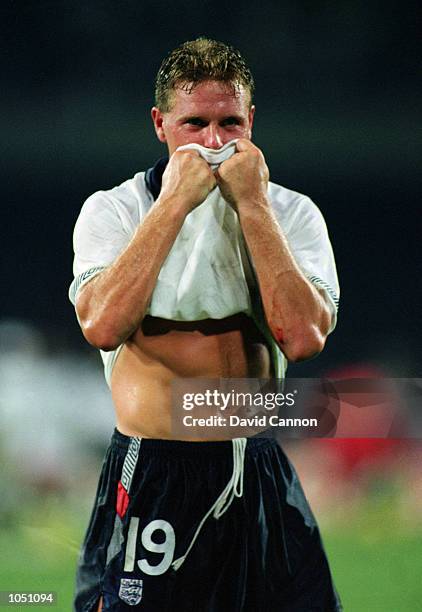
[69,38,341,611]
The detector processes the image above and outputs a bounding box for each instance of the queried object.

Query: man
[69,38,341,611]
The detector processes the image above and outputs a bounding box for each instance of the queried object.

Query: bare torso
[111,313,271,440]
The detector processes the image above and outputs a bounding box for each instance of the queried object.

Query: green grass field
[0,499,421,610]
[325,532,422,611]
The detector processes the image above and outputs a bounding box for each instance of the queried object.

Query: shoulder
[77,172,153,228]
[267,181,327,236]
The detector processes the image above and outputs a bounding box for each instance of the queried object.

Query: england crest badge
[119,578,143,606]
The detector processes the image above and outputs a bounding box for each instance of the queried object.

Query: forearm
[238,198,332,361]
[76,195,186,350]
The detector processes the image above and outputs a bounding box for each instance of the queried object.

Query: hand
[160,149,217,214]
[215,139,269,210]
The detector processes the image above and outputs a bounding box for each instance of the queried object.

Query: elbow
[76,287,127,351]
[76,301,123,351]
[285,333,326,362]
[271,323,327,363]
[270,301,332,362]
[80,317,123,351]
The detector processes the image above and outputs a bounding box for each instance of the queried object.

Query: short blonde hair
[155,38,255,112]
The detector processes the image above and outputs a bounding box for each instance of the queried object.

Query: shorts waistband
[110,428,276,458]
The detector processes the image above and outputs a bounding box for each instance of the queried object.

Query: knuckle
[174,150,194,162]
[184,150,199,161]
[198,163,211,177]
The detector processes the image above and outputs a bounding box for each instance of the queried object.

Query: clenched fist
[216,139,269,210]
[160,149,217,214]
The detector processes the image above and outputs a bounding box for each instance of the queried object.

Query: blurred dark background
[1,3,421,608]
[2,0,421,374]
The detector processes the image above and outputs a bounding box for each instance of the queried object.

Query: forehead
[167,80,251,116]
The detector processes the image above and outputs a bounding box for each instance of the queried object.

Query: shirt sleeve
[281,196,340,333]
[68,191,132,305]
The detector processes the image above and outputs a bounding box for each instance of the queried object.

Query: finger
[173,148,201,161]
[235,138,255,152]
[214,161,231,179]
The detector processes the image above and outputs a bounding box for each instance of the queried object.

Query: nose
[202,124,223,149]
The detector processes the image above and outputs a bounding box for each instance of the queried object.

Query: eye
[221,117,241,126]
[185,118,207,127]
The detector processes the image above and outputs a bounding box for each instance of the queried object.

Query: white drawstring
[172,437,247,571]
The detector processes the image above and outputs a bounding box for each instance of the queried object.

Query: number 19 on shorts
[124,518,176,576]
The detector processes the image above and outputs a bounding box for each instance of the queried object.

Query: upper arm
[274,194,340,333]
[293,200,339,332]
[68,191,133,309]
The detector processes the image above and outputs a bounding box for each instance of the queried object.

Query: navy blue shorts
[74,430,342,611]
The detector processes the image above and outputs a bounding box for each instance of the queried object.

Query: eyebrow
[180,114,244,123]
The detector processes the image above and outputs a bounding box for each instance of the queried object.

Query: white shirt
[69,169,339,386]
